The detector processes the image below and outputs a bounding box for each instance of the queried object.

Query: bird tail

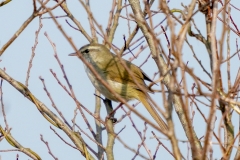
[137,92,168,132]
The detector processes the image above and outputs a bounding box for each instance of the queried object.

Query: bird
[69,43,168,131]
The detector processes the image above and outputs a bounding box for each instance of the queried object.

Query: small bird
[69,43,168,131]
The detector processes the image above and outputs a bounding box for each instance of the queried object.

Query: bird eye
[84,49,89,53]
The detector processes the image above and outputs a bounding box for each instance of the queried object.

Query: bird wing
[101,54,153,93]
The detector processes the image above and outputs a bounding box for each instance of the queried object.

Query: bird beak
[68,52,77,56]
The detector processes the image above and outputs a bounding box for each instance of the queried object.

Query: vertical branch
[106,0,117,37]
[84,0,97,42]
[0,76,8,130]
[94,90,104,159]
[160,1,202,159]
[202,1,218,158]
[107,0,123,46]
[104,99,115,160]
[26,17,43,87]
[221,2,234,159]
[235,82,240,159]
[128,0,157,57]
[205,5,213,72]
[173,2,201,159]
[128,1,185,159]
[124,0,131,36]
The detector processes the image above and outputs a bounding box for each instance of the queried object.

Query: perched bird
[69,43,168,131]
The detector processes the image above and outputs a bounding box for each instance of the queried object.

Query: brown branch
[0,0,11,7]
[0,126,41,160]
[40,135,58,160]
[0,68,95,160]
[25,17,43,87]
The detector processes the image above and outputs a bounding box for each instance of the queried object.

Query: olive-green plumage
[70,43,168,131]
